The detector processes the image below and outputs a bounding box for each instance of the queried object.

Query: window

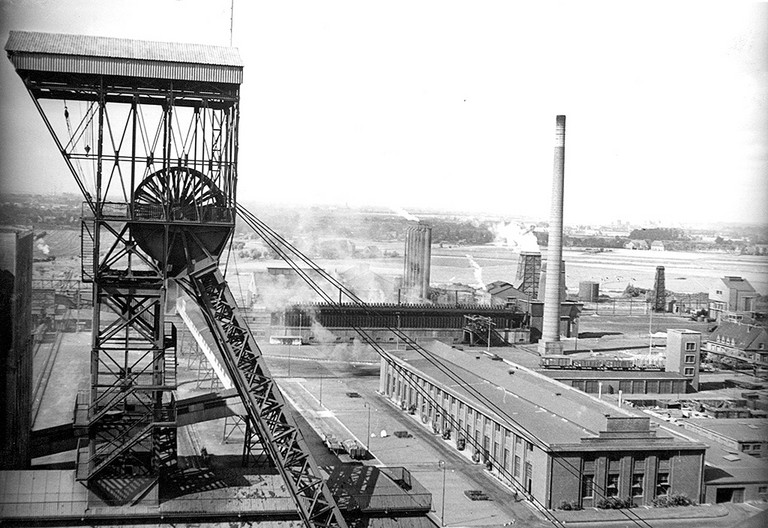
[684,367,695,376]
[684,355,696,364]
[656,472,670,497]
[759,486,767,494]
[526,441,534,452]
[685,342,696,351]
[632,474,644,497]
[581,474,594,499]
[515,435,522,450]
[716,289,723,295]
[760,343,765,350]
[503,448,510,471]
[514,455,521,478]
[606,474,619,497]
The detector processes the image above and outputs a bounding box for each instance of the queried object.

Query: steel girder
[15,71,237,502]
[180,259,348,528]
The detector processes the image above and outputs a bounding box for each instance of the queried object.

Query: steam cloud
[494,221,540,252]
[34,232,51,255]
[391,206,419,222]
[37,240,51,255]
[465,254,486,291]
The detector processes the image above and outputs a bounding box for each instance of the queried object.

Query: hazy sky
[1,1,766,225]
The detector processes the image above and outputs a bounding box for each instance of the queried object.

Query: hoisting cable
[236,204,658,528]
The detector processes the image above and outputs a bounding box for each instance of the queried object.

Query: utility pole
[438,460,447,526]
[648,301,653,356]
[364,402,372,450]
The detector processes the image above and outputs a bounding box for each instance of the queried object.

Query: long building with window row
[379,341,707,509]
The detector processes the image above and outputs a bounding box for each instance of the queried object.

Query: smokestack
[403,223,432,301]
[540,115,566,355]
[537,258,566,302]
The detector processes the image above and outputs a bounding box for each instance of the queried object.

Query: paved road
[267,354,768,528]
[279,357,552,528]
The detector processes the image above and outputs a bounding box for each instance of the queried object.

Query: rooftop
[391,341,705,451]
[709,321,768,351]
[6,31,242,67]
[719,276,757,293]
[544,370,686,380]
[685,418,768,443]
[5,31,243,85]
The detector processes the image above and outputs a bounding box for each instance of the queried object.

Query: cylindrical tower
[540,115,566,355]
[538,258,567,303]
[403,223,432,301]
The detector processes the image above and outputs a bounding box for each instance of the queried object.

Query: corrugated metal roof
[5,31,242,84]
[6,31,242,66]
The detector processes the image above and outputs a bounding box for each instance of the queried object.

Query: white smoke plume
[34,233,51,255]
[250,272,327,312]
[310,319,338,344]
[390,206,419,222]
[37,240,51,255]
[465,254,486,291]
[493,221,540,252]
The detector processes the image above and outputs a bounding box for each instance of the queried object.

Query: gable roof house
[705,321,768,367]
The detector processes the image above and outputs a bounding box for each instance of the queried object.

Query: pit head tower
[7,31,348,528]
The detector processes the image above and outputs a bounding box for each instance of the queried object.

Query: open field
[33,227,768,307]
[227,241,768,304]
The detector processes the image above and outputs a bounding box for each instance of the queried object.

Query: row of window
[712,335,764,350]
[582,471,670,499]
[741,443,765,457]
[386,364,535,490]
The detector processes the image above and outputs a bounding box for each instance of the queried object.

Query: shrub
[653,494,693,508]
[596,497,634,509]
[558,500,582,511]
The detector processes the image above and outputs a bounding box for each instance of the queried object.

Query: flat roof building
[379,341,707,509]
[666,329,702,392]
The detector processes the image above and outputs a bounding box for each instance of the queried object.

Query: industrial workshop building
[379,341,707,509]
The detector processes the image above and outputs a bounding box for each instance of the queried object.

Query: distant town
[3,192,767,255]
